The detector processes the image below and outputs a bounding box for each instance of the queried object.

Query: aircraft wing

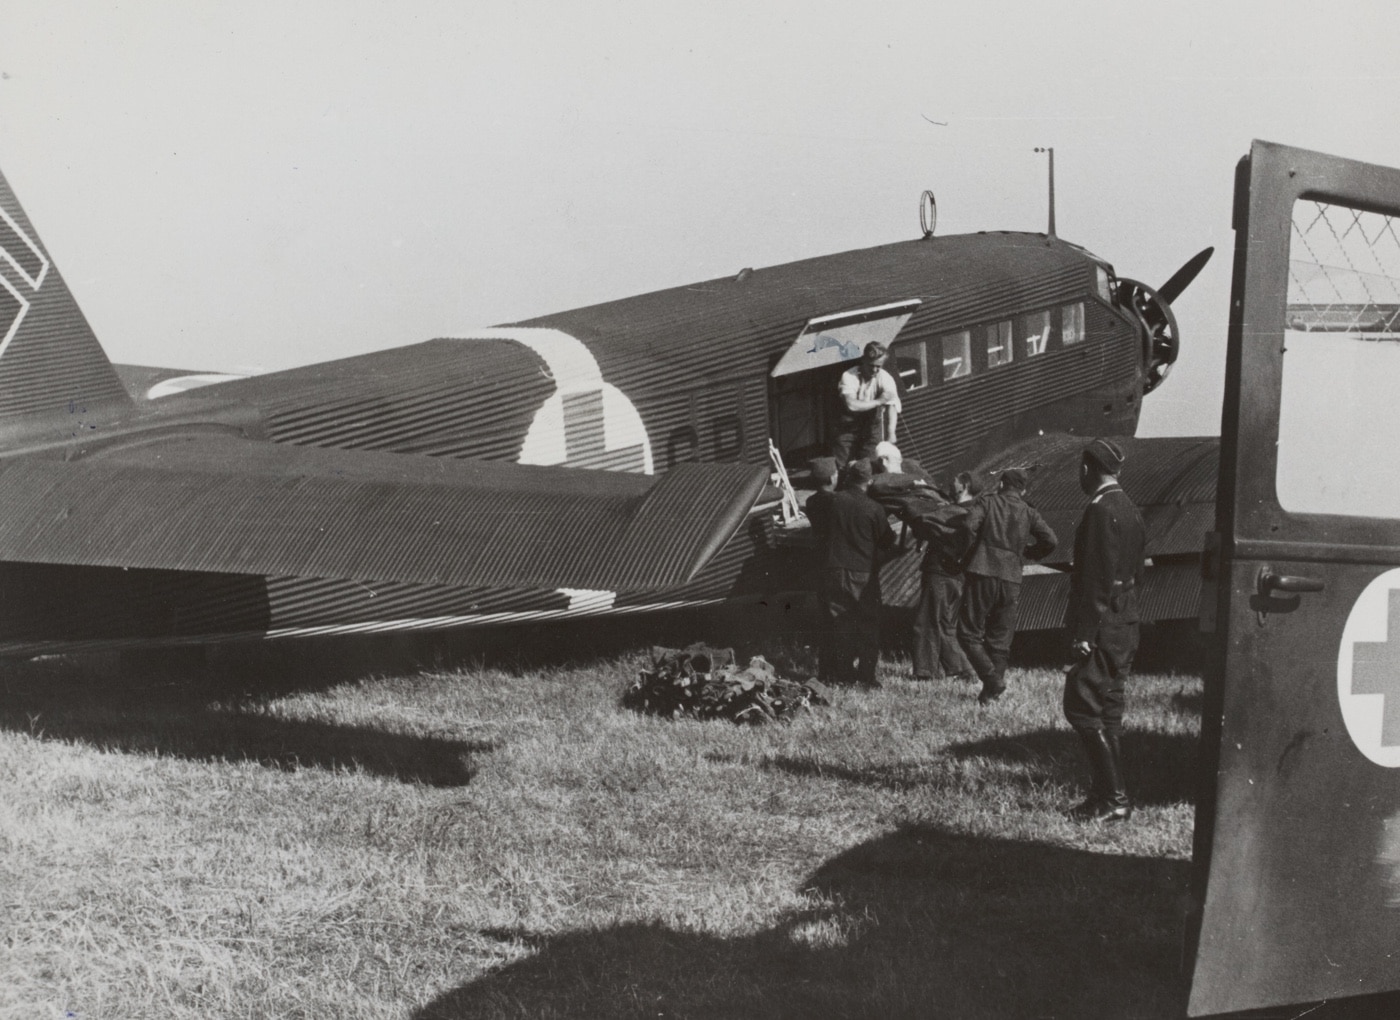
[0,434,769,594]
[975,433,1218,629]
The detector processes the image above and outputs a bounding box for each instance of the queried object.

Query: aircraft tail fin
[0,164,132,424]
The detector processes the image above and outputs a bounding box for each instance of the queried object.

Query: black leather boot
[1068,728,1108,819]
[1068,729,1132,822]
[1100,730,1132,821]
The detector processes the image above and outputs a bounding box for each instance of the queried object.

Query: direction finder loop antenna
[919,190,937,238]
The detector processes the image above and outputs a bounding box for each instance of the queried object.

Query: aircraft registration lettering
[1338,568,1400,766]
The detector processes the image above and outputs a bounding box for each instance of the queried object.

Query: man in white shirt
[832,342,901,467]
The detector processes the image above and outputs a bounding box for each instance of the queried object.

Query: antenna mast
[1034,147,1056,236]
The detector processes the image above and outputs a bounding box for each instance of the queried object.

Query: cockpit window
[1096,266,1113,303]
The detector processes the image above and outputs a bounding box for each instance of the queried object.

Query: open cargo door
[1187,141,1400,1015]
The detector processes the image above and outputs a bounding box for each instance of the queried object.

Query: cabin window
[1062,302,1085,344]
[941,331,972,380]
[893,341,928,391]
[1021,311,1051,357]
[986,320,1013,368]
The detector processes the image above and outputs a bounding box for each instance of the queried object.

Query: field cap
[1083,437,1126,474]
[809,457,838,484]
[844,459,873,486]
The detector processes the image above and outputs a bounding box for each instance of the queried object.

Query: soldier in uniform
[958,468,1058,703]
[812,459,895,688]
[804,457,840,685]
[908,471,978,683]
[1063,438,1146,823]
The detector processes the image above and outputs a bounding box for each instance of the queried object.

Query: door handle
[1258,569,1325,595]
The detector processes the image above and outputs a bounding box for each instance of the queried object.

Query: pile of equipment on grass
[623,644,829,724]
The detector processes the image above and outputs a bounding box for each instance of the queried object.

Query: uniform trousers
[912,571,973,679]
[819,568,882,686]
[1062,620,1139,734]
[830,412,883,469]
[958,573,1021,688]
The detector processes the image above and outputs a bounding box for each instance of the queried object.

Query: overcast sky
[3,1,1400,436]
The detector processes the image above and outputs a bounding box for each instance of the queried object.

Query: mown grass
[0,619,1227,1018]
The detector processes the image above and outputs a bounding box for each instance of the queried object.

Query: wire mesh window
[1278,199,1400,516]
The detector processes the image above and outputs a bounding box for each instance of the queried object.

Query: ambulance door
[1187,141,1400,1015]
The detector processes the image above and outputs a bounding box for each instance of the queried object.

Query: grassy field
[0,617,1218,1019]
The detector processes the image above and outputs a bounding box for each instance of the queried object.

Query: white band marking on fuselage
[455,326,653,474]
[146,373,250,400]
[451,327,648,612]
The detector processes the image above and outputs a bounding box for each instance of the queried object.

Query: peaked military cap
[1083,437,1126,474]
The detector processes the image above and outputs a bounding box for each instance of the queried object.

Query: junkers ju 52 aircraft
[0,157,1218,656]
[3,140,1399,1016]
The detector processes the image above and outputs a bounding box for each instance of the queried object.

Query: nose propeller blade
[1156,246,1214,304]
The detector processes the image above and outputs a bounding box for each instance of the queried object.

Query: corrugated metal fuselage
[1,230,1156,653]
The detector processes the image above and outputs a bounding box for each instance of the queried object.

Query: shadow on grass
[949,727,1198,807]
[414,823,1195,1019]
[0,645,491,786]
[414,823,1400,1019]
[757,728,1196,808]
[0,608,827,787]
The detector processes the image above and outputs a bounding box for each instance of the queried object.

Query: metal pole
[1034,147,1056,236]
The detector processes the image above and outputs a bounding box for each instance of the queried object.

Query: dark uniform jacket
[1065,484,1146,643]
[814,489,895,574]
[904,501,971,576]
[961,490,1057,583]
[805,489,837,545]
